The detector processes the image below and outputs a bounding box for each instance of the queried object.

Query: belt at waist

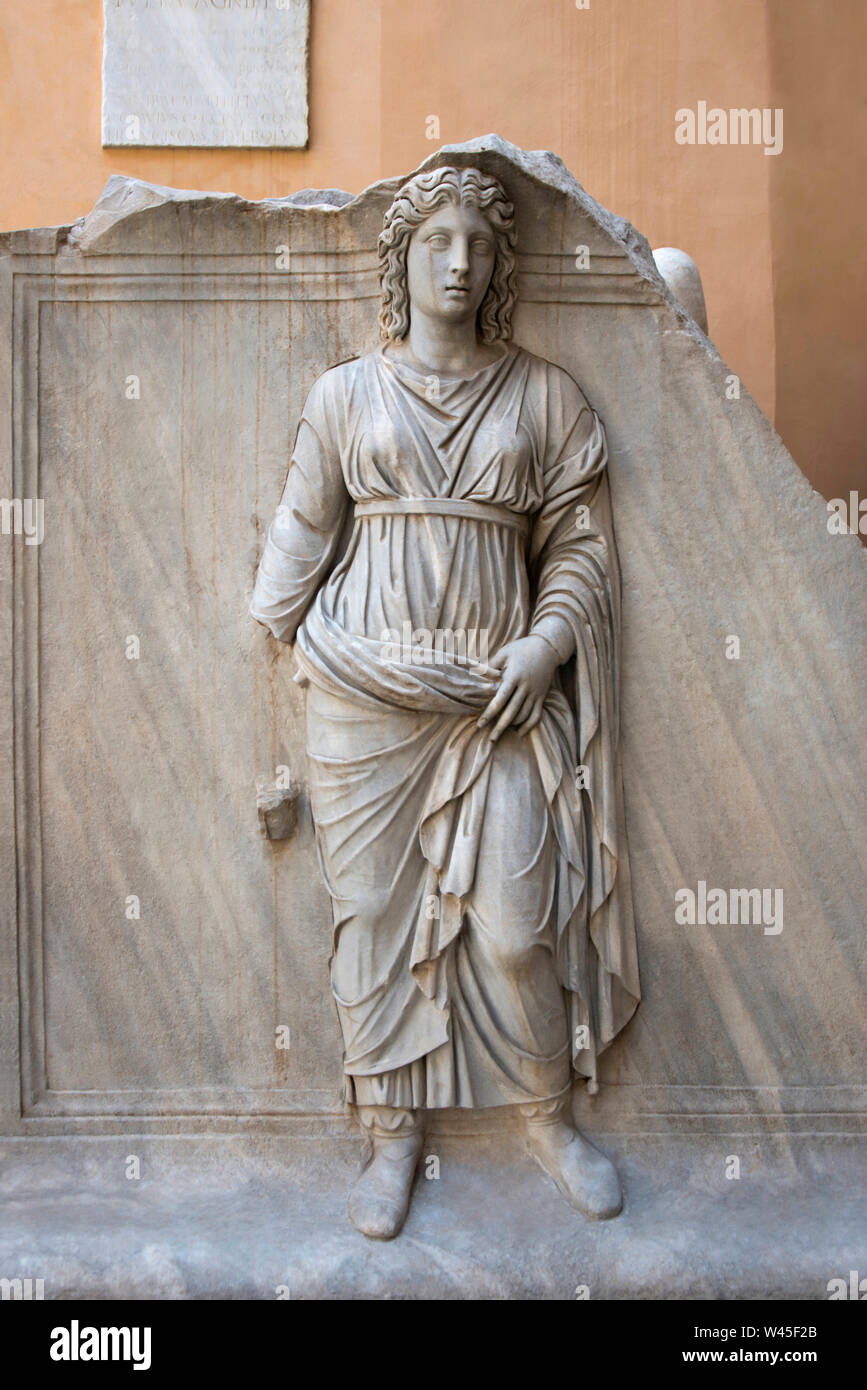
[354,497,530,537]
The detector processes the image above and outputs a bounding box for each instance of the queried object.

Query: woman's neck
[394,313,504,377]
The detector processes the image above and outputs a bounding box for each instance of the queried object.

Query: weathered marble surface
[652,246,709,333]
[102,0,310,148]
[1,1132,864,1298]
[0,138,864,1163]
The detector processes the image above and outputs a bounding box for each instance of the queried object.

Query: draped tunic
[251,342,639,1101]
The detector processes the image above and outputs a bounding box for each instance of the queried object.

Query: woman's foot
[525,1117,623,1220]
[348,1130,424,1240]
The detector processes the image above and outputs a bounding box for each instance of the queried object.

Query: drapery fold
[251,343,639,1097]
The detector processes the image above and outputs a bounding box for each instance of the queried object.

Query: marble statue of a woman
[251,165,640,1239]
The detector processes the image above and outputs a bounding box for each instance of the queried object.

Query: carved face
[405,204,497,327]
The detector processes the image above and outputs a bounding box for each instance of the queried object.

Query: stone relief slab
[0,138,864,1146]
[102,0,310,148]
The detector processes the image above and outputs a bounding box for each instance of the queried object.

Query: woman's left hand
[478,635,560,741]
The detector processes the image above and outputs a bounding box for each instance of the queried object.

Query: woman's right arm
[250,372,349,643]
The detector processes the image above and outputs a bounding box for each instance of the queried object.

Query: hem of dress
[343,1070,574,1111]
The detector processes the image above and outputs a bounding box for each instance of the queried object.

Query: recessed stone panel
[1,139,865,1138]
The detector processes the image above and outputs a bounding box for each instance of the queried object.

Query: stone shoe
[526,1119,623,1221]
[348,1132,424,1240]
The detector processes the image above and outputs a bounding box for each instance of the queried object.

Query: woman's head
[378,166,517,343]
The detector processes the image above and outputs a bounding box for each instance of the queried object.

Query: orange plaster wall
[0,0,863,504]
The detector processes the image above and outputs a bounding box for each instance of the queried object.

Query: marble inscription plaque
[102,0,310,148]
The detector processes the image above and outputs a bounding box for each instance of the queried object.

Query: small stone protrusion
[256,775,300,841]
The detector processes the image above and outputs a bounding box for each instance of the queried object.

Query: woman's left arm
[478,367,612,740]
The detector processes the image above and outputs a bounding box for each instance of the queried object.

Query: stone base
[2,1129,864,1299]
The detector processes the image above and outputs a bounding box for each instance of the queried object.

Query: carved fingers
[478,638,556,742]
[516,699,545,736]
[488,684,529,742]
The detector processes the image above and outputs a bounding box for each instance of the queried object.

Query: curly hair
[378,166,517,343]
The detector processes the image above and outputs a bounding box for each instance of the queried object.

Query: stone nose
[448,237,471,279]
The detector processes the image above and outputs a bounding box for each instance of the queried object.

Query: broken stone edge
[0,134,694,336]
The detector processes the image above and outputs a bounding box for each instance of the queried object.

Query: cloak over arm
[530,364,639,1088]
[529,366,611,670]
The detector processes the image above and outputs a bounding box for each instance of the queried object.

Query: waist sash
[355,497,530,538]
